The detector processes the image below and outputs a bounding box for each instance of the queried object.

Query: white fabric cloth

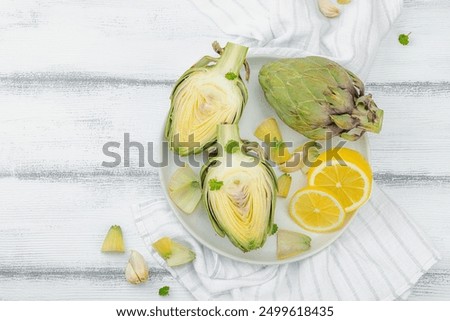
[132,0,441,300]
[133,185,440,300]
[190,0,403,79]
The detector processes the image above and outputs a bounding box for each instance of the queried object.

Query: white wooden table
[1,0,449,300]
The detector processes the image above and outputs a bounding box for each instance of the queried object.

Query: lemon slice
[289,187,345,233]
[308,148,372,213]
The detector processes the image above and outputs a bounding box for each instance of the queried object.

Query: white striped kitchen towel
[133,185,440,300]
[133,0,440,300]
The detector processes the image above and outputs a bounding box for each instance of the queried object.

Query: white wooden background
[1,0,449,300]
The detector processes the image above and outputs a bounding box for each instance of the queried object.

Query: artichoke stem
[217,124,241,149]
[215,42,249,76]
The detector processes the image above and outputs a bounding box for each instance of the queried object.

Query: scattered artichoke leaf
[277,174,292,198]
[279,142,320,174]
[254,117,291,164]
[270,140,292,164]
[101,225,125,253]
[254,117,283,142]
[277,229,312,260]
[168,164,201,214]
[152,237,196,267]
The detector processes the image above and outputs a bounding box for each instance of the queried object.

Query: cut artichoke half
[152,237,196,267]
[277,229,312,260]
[168,164,201,214]
[165,42,249,156]
[200,124,277,252]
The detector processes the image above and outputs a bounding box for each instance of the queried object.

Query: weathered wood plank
[409,270,450,301]
[1,80,449,176]
[0,176,448,299]
[0,266,194,300]
[0,0,449,82]
[0,264,448,300]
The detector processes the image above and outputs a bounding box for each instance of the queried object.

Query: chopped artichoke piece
[277,174,292,198]
[254,117,291,164]
[101,225,125,253]
[152,237,196,267]
[254,117,283,142]
[200,124,277,252]
[279,142,320,174]
[277,229,312,260]
[259,57,383,141]
[168,164,201,214]
[165,42,249,156]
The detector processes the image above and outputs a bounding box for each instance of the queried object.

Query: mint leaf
[159,286,170,296]
[209,178,224,191]
[225,140,240,154]
[270,224,279,235]
[225,72,238,80]
[398,33,411,46]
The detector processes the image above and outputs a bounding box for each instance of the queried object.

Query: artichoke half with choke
[259,56,383,141]
[165,42,249,156]
[200,124,277,252]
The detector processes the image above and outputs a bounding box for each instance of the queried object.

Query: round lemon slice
[289,187,346,233]
[308,148,372,213]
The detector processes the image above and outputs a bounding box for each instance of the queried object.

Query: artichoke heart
[259,56,384,141]
[165,42,249,156]
[200,124,277,252]
[168,164,201,214]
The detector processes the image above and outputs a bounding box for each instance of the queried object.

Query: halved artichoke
[200,124,277,252]
[165,42,249,156]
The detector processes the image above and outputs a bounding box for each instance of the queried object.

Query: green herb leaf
[225,140,240,154]
[270,224,279,235]
[209,178,224,191]
[274,140,286,150]
[159,286,170,296]
[225,72,238,80]
[398,33,411,46]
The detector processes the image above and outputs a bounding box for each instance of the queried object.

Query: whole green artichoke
[258,57,383,141]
